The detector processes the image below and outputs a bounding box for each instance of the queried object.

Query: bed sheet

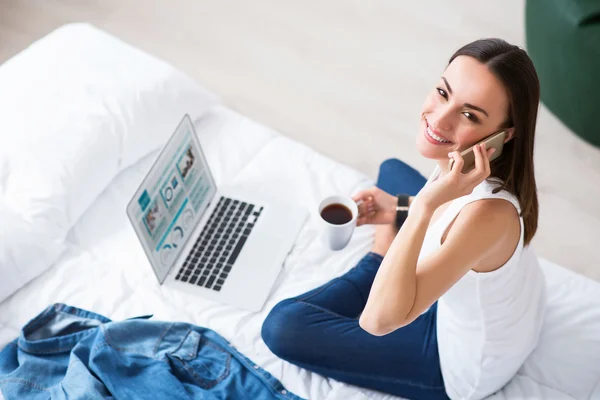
[1,106,598,400]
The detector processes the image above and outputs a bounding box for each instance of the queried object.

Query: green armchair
[526,0,600,147]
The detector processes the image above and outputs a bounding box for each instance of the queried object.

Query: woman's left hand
[413,143,496,214]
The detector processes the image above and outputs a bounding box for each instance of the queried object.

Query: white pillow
[0,23,218,239]
[0,202,65,303]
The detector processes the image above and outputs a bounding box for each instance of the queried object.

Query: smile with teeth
[426,126,452,144]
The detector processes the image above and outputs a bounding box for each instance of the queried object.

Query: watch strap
[395,194,410,229]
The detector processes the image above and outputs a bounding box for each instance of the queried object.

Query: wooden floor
[1,0,599,281]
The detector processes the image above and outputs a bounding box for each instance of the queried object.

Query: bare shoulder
[446,198,521,272]
[461,197,519,225]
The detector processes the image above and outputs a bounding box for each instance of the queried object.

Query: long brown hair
[449,39,539,245]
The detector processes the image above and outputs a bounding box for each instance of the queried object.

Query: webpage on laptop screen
[128,118,216,282]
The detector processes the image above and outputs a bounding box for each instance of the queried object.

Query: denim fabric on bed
[0,303,302,399]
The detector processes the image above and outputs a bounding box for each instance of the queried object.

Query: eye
[463,112,479,123]
[436,87,448,99]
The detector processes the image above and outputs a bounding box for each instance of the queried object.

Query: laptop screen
[127,115,217,283]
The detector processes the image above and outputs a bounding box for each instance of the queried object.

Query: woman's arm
[359,203,434,336]
[359,143,508,336]
[358,198,515,336]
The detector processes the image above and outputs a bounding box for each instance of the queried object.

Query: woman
[261,39,546,400]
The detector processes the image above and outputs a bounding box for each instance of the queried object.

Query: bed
[1,24,599,400]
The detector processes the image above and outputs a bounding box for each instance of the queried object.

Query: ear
[503,127,516,143]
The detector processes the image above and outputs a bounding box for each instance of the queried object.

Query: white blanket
[0,23,217,303]
[2,106,599,400]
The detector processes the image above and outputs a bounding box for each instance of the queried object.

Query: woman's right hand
[351,187,398,226]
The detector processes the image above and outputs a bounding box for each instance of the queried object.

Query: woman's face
[416,55,511,161]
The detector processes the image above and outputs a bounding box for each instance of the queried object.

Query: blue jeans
[262,159,449,400]
[0,303,303,400]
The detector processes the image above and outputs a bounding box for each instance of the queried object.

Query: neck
[437,159,451,176]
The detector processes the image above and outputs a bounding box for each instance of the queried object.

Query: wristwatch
[395,194,411,229]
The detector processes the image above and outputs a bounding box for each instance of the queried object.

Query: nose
[429,107,453,132]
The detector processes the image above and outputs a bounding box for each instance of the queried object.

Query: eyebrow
[464,103,489,117]
[441,77,453,95]
[441,76,489,117]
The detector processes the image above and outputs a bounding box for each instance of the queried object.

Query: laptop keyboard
[175,197,263,292]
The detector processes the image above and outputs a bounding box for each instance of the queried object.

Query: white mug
[318,195,358,251]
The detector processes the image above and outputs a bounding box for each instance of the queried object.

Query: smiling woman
[417,40,539,246]
[262,38,546,400]
[418,59,511,154]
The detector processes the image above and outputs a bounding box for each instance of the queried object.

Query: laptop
[127,115,307,312]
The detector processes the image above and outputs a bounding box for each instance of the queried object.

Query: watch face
[397,194,410,208]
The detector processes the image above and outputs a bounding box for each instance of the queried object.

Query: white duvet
[1,106,599,399]
[1,24,599,400]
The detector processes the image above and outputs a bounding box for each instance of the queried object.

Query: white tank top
[415,167,547,400]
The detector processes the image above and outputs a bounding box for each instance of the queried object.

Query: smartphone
[448,130,507,174]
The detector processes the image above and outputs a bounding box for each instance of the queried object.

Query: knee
[378,158,425,196]
[379,158,413,177]
[261,299,305,361]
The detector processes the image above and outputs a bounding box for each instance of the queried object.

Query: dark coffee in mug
[320,203,353,225]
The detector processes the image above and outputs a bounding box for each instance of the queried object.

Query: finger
[357,198,372,216]
[351,189,372,202]
[473,143,485,176]
[351,191,366,202]
[478,143,493,177]
[465,144,482,181]
[352,189,369,201]
[357,212,372,226]
[467,144,490,181]
[448,151,464,174]
[484,147,494,176]
[485,147,496,175]
[357,210,376,226]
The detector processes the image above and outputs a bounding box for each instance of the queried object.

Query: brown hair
[449,39,539,245]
